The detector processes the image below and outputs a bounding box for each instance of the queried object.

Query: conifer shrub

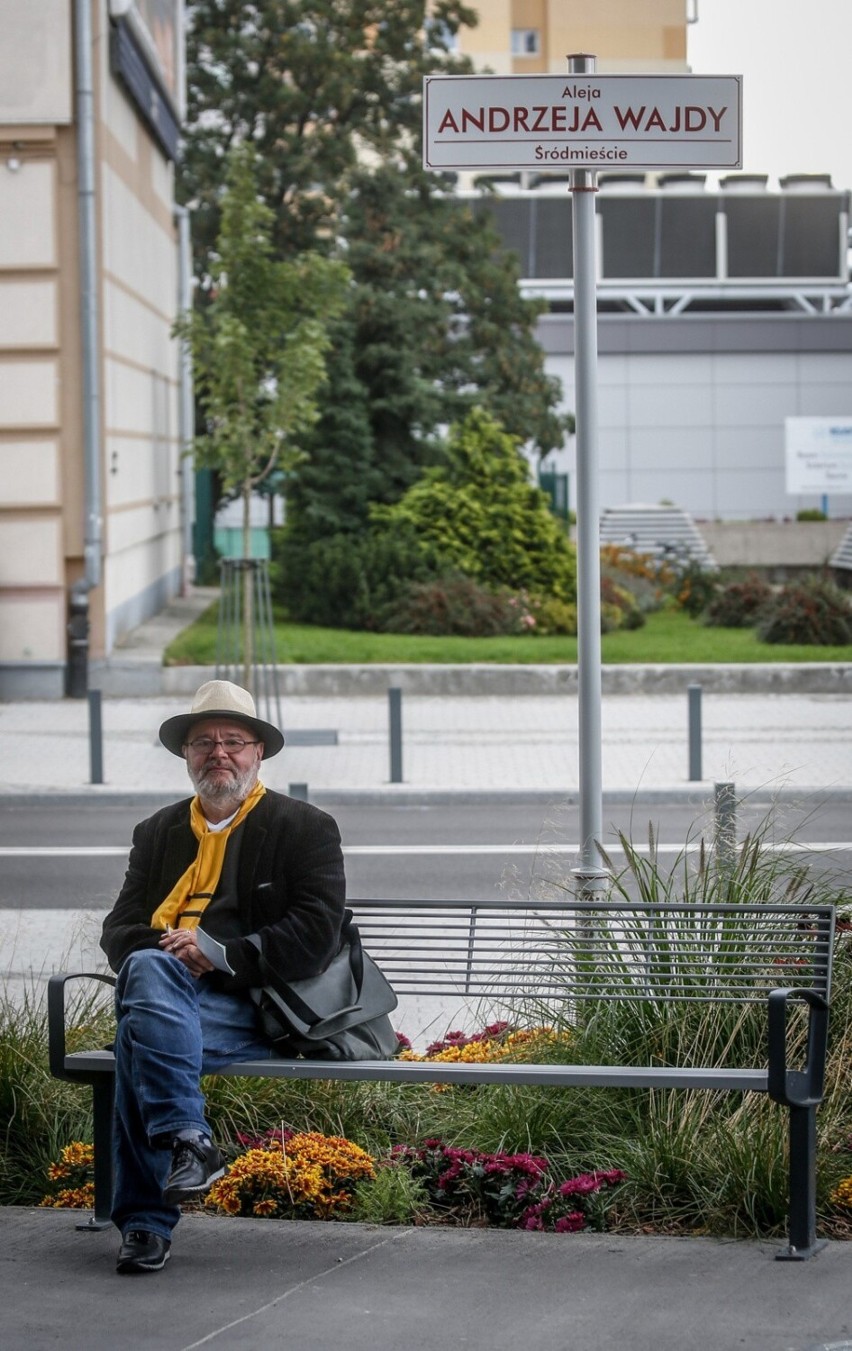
[271,524,437,629]
[372,409,577,605]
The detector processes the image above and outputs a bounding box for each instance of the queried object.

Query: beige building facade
[0,0,187,698]
[457,0,688,75]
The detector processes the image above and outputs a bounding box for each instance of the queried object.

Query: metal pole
[88,688,104,785]
[569,53,607,901]
[174,204,195,595]
[688,684,703,781]
[389,687,403,784]
[74,0,103,591]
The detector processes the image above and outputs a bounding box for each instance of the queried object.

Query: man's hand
[159,928,214,977]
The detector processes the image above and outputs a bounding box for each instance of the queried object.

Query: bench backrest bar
[349,900,835,1005]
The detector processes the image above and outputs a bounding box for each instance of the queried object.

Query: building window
[511,28,540,56]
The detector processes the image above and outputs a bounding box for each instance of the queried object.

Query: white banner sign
[785,418,852,494]
[423,74,742,172]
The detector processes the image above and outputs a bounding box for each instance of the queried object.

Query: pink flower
[559,1173,601,1196]
[554,1212,586,1233]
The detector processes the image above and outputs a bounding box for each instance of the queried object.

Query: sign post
[423,62,742,897]
[568,53,607,899]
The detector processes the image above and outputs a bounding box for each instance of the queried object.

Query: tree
[372,408,577,602]
[176,144,349,679]
[181,3,574,561]
[181,1,477,265]
[284,163,573,544]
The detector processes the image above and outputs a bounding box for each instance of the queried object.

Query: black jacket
[100,789,346,989]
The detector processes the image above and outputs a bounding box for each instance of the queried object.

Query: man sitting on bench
[100,680,346,1274]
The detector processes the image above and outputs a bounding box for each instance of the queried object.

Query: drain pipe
[68,0,103,696]
[174,203,195,594]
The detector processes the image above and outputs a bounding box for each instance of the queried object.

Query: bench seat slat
[61,1050,769,1093]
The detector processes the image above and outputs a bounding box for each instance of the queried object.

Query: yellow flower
[830,1176,852,1209]
[402,1027,565,1064]
[39,1183,95,1210]
[46,1141,95,1182]
[206,1134,376,1221]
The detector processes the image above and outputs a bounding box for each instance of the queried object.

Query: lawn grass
[164,602,852,666]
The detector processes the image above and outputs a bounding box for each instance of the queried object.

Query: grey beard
[187,760,259,806]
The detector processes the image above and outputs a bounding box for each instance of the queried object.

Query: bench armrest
[767,987,829,1108]
[47,972,117,1082]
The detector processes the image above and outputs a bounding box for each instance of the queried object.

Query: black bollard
[389,687,403,784]
[688,684,702,781]
[88,688,104,785]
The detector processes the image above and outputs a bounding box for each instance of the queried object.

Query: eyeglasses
[186,736,261,755]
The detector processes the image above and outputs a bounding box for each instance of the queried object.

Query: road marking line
[0,842,847,858]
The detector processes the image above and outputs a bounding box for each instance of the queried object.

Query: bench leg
[775,1103,827,1261]
[76,1077,114,1232]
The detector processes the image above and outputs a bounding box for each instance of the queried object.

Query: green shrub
[600,575,645,631]
[756,576,852,645]
[271,525,437,629]
[600,545,669,614]
[528,594,577,636]
[671,558,720,617]
[704,573,773,628]
[796,508,827,522]
[349,1158,430,1225]
[381,573,528,637]
[373,409,577,603]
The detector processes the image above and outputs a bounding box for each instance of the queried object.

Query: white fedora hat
[158,680,284,759]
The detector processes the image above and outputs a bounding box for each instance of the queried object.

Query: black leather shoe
[162,1136,224,1205]
[116,1229,171,1274]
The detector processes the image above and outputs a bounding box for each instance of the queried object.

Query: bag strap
[246,920,365,1030]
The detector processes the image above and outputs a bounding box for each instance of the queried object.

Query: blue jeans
[111,948,272,1240]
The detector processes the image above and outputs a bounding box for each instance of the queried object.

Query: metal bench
[48,897,835,1260]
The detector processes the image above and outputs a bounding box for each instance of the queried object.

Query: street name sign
[423,73,742,172]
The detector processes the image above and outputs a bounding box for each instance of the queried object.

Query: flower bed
[37,1023,628,1233]
[208,1130,375,1219]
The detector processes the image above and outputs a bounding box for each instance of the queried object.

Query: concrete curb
[2,784,848,808]
[90,660,852,698]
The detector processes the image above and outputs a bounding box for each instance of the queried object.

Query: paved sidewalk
[3,1208,851,1351]
[2,585,848,802]
[1,679,850,803]
[2,586,850,803]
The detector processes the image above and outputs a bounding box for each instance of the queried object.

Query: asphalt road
[1,796,850,910]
